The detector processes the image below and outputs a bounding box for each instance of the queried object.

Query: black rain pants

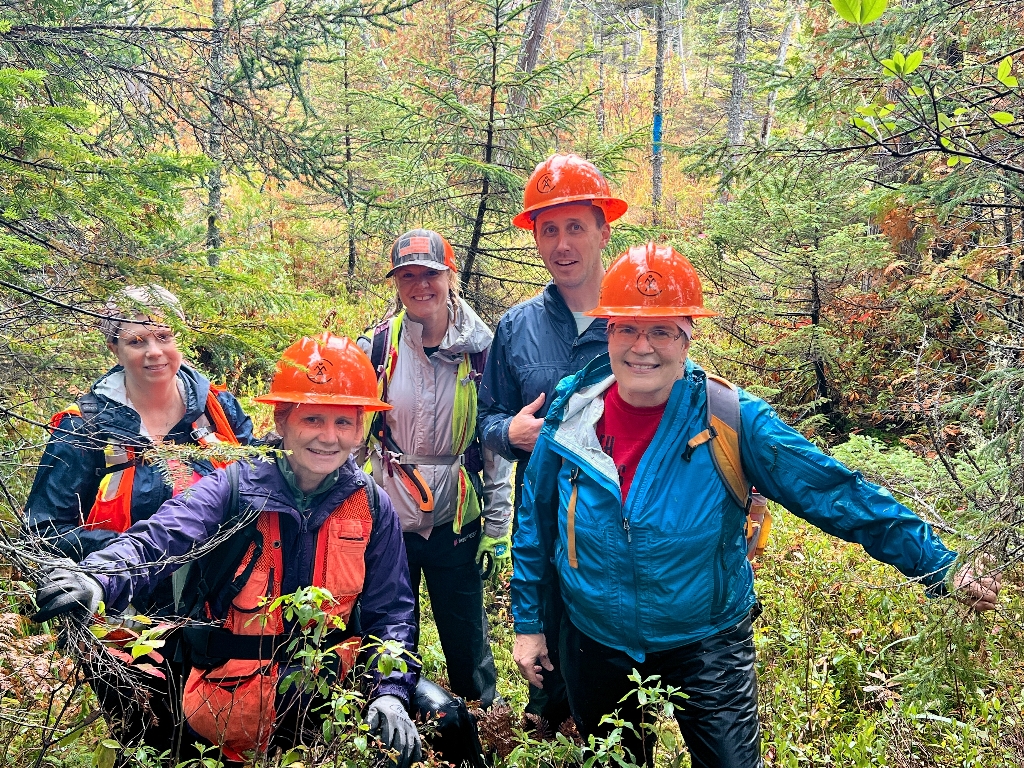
[561,610,762,768]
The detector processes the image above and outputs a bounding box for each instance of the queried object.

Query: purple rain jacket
[82,456,419,703]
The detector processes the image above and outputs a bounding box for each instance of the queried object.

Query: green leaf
[852,116,873,131]
[881,59,899,76]
[859,0,888,23]
[831,0,887,24]
[904,50,924,74]
[93,740,119,768]
[990,111,1014,125]
[998,56,1012,81]
[892,51,906,68]
[909,86,928,97]
[947,156,960,166]
[830,0,861,24]
[953,107,969,116]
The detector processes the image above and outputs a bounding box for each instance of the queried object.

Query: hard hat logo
[307,359,333,385]
[637,271,663,297]
[537,172,556,194]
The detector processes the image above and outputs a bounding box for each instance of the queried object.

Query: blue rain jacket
[511,355,959,662]
[26,364,254,561]
[478,283,608,463]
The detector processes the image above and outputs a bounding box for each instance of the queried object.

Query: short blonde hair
[101,285,185,344]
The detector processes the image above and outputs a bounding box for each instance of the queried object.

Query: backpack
[683,375,772,562]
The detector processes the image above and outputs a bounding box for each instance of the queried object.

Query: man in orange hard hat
[478,153,628,727]
[511,243,1000,767]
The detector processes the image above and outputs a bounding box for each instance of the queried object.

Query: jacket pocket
[637,525,718,638]
[320,518,369,598]
[183,659,278,760]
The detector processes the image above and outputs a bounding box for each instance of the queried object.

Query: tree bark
[596,22,605,136]
[677,0,689,95]
[511,0,553,110]
[205,0,226,265]
[652,1,666,221]
[343,36,356,277]
[462,19,500,296]
[726,0,750,152]
[760,5,797,146]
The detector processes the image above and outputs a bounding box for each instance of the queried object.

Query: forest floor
[3,488,1022,767]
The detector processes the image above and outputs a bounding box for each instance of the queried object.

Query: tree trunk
[462,24,500,296]
[511,0,553,110]
[652,1,666,221]
[760,5,797,146]
[809,266,831,415]
[726,0,750,152]
[205,0,226,265]
[343,37,356,277]
[596,22,605,136]
[677,0,689,95]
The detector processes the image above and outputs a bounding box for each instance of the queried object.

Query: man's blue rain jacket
[478,283,608,463]
[511,355,959,662]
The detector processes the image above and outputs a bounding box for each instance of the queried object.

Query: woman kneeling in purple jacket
[32,334,481,766]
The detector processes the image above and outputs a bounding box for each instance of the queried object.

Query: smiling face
[107,317,183,392]
[394,264,452,326]
[533,203,611,293]
[607,318,690,408]
[276,404,364,492]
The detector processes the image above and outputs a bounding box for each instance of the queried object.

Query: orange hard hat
[254,333,392,410]
[586,242,718,319]
[513,153,628,230]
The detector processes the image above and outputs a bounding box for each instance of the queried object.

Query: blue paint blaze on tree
[653,113,663,156]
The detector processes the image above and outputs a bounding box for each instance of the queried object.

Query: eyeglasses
[119,330,176,348]
[607,324,685,349]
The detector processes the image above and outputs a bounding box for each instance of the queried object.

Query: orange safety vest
[181,486,374,760]
[47,388,240,534]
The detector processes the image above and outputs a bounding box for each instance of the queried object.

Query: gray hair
[100,285,186,343]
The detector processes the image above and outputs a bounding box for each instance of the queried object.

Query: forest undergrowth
[2,436,1021,768]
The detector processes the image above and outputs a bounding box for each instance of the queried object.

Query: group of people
[27,153,1000,768]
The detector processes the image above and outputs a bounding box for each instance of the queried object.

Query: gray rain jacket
[360,299,513,539]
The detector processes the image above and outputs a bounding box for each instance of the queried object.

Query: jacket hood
[550,354,705,426]
[400,297,492,360]
[88,363,213,436]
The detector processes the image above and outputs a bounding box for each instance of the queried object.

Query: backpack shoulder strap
[683,375,749,510]
[173,461,254,617]
[202,390,241,446]
[368,318,395,377]
[469,348,487,380]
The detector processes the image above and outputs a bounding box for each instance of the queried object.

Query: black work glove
[32,558,104,624]
[367,694,422,767]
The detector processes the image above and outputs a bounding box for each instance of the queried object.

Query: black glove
[367,694,422,767]
[32,559,104,624]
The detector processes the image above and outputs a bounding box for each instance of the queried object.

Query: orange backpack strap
[48,405,82,433]
[198,389,241,447]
